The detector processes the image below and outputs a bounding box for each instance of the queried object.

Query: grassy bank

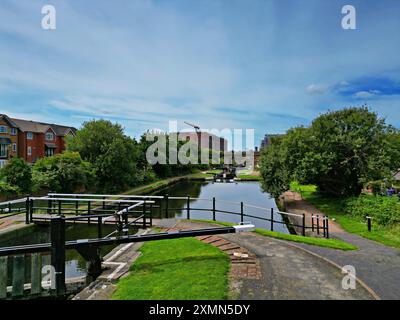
[112,237,230,300]
[290,182,400,249]
[124,175,192,195]
[190,219,357,251]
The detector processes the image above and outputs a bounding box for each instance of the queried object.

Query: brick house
[0,114,76,167]
[0,114,19,168]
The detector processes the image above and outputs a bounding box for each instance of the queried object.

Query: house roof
[10,118,76,136]
[11,118,51,133]
[0,114,19,128]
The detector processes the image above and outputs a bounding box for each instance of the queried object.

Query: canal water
[0,180,287,283]
[0,223,129,284]
[153,180,289,233]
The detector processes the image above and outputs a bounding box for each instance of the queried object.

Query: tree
[0,157,32,194]
[67,120,144,192]
[32,152,94,193]
[260,107,400,197]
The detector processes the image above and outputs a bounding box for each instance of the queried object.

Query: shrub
[0,181,19,200]
[32,152,94,193]
[0,157,32,194]
[344,195,400,226]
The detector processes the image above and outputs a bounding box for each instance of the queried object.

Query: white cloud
[354,90,380,99]
[306,84,328,95]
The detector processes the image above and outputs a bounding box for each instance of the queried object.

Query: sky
[1,0,400,148]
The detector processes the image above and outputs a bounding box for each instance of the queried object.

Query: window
[0,126,7,134]
[10,128,17,135]
[12,143,17,152]
[45,132,54,141]
[27,146,32,156]
[45,148,55,157]
[27,132,33,140]
[0,144,7,157]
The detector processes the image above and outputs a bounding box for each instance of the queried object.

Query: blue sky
[1,0,400,148]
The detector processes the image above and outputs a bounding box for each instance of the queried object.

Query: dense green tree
[0,157,32,194]
[32,152,94,193]
[260,107,400,197]
[67,120,144,192]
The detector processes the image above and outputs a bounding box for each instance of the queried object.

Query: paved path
[284,191,400,300]
[162,220,373,300]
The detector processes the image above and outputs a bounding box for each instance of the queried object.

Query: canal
[0,180,288,282]
[153,180,289,234]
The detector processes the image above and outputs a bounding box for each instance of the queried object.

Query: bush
[0,181,19,200]
[344,195,400,226]
[0,157,32,194]
[32,152,94,193]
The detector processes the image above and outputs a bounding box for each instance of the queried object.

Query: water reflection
[153,180,289,233]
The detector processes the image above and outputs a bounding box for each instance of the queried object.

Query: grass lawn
[112,237,230,300]
[190,219,357,251]
[290,182,400,249]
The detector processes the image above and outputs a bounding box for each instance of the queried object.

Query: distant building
[260,134,284,150]
[176,131,228,153]
[0,114,76,167]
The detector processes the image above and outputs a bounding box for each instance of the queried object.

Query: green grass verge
[236,174,262,181]
[290,182,400,249]
[190,219,357,251]
[112,237,230,300]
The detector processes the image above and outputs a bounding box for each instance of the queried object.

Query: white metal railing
[47,193,164,199]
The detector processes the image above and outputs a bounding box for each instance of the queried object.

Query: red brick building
[0,114,76,167]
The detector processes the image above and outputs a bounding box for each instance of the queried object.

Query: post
[31,253,42,295]
[212,197,216,221]
[164,194,169,218]
[323,217,326,237]
[98,216,102,238]
[325,216,329,239]
[88,201,91,215]
[102,196,106,212]
[316,215,320,235]
[149,203,153,227]
[240,202,244,223]
[0,256,7,299]
[12,255,25,298]
[25,197,30,224]
[186,196,190,220]
[302,213,306,236]
[88,200,91,224]
[270,208,274,231]
[51,217,66,297]
[143,201,147,229]
[367,216,371,232]
[47,198,52,215]
[75,197,79,215]
[311,215,314,232]
[8,202,11,214]
[58,200,62,216]
[29,199,33,223]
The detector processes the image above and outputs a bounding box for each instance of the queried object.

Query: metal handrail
[47,193,164,199]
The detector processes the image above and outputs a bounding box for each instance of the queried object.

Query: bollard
[240,202,244,223]
[367,216,372,232]
[316,215,320,235]
[302,213,306,236]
